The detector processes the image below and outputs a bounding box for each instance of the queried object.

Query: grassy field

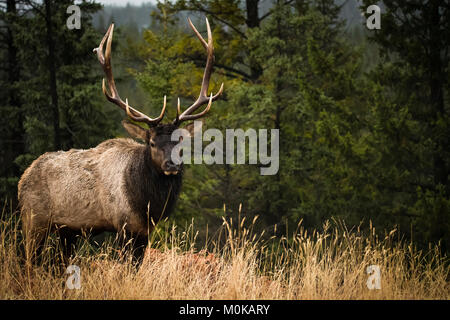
[0,203,448,299]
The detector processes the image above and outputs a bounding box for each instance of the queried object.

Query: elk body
[18,19,223,262]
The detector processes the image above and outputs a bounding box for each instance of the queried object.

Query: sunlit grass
[0,201,448,299]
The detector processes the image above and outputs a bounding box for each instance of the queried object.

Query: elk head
[94,19,224,175]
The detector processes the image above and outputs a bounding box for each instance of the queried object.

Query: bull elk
[18,18,223,262]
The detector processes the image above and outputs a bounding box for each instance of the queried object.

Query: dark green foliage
[0,0,118,203]
[132,0,449,252]
[360,0,450,250]
[1,0,448,254]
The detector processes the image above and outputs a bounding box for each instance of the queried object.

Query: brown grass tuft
[0,203,448,299]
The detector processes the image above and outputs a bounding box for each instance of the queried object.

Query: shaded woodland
[0,0,449,253]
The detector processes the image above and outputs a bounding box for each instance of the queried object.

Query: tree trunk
[429,0,447,189]
[44,0,61,150]
[6,0,25,172]
[245,0,260,28]
[245,0,263,80]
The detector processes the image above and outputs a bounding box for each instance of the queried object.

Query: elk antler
[94,24,166,127]
[174,18,224,125]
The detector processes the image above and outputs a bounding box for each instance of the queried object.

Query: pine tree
[138,0,369,231]
[0,0,118,202]
[0,0,25,201]
[360,0,450,250]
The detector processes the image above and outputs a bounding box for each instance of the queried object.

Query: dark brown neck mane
[124,144,183,225]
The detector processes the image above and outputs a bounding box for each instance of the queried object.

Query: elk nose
[162,160,180,176]
[162,160,178,171]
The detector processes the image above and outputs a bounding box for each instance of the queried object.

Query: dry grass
[0,203,448,300]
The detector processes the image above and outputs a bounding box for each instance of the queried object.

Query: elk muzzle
[162,159,180,176]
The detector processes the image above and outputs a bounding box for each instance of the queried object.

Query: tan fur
[18,138,151,252]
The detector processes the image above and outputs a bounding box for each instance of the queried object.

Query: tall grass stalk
[0,202,448,299]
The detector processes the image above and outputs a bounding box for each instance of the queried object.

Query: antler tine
[126,96,167,124]
[93,23,112,63]
[175,18,224,124]
[95,23,166,127]
[177,94,213,122]
[175,97,181,123]
[188,18,208,50]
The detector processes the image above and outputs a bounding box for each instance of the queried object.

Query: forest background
[0,0,448,254]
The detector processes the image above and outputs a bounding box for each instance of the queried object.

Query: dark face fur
[122,120,192,176]
[148,124,182,175]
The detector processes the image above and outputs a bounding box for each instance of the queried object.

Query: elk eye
[150,141,155,147]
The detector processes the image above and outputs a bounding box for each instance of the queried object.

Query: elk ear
[183,119,204,137]
[183,122,195,137]
[122,120,148,142]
